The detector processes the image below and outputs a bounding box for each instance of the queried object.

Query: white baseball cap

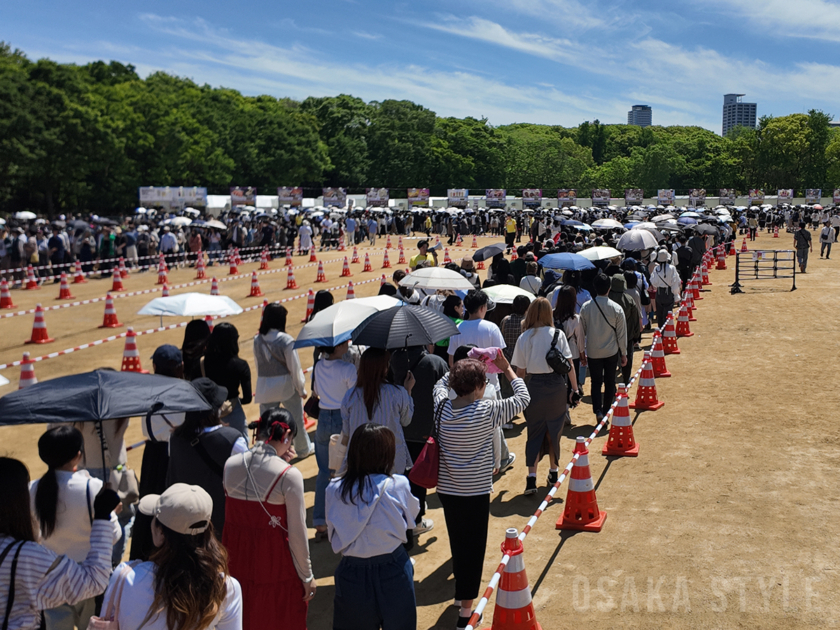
[138,483,213,535]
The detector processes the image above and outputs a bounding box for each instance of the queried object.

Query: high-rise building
[722,94,757,136]
[627,105,652,127]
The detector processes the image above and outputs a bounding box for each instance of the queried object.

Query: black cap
[191,377,228,409]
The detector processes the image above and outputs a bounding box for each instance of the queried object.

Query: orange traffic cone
[397,247,406,265]
[479,528,543,630]
[443,248,452,264]
[260,249,269,270]
[662,312,681,354]
[25,266,39,290]
[602,385,639,457]
[675,304,693,337]
[99,293,123,328]
[341,257,352,277]
[701,262,712,286]
[398,236,404,250]
[715,247,727,270]
[73,263,87,284]
[235,248,242,266]
[286,267,299,290]
[55,273,74,300]
[472,234,478,248]
[510,249,518,261]
[111,271,124,293]
[351,247,360,264]
[729,240,736,256]
[18,352,37,389]
[120,327,148,373]
[477,259,485,270]
[156,263,168,286]
[456,233,463,246]
[303,412,316,430]
[650,332,671,378]
[25,304,54,344]
[380,274,387,288]
[740,238,748,253]
[315,261,327,282]
[338,237,346,252]
[386,235,392,249]
[773,226,779,238]
[302,288,315,322]
[556,437,607,532]
[382,250,391,268]
[346,281,355,300]
[228,253,238,275]
[629,352,664,411]
[195,252,206,279]
[204,315,214,332]
[684,292,696,321]
[119,257,129,278]
[308,250,318,263]
[363,253,372,272]
[690,274,702,300]
[161,283,170,297]
[210,277,220,296]
[0,279,16,309]
[285,248,293,267]
[249,272,264,297]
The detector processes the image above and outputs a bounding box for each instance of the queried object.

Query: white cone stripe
[495,585,533,610]
[575,453,590,467]
[611,415,632,427]
[506,553,525,574]
[569,477,595,493]
[639,377,656,386]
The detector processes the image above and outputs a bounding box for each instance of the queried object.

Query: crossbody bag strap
[592,298,621,352]
[2,542,25,630]
[344,478,391,548]
[550,329,560,350]
[86,480,93,525]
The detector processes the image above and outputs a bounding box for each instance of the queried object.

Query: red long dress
[223,468,308,629]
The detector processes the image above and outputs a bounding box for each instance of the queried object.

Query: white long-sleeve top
[649,263,682,302]
[0,520,114,630]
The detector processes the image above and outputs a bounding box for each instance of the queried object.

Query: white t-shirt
[314,358,357,410]
[511,327,572,375]
[105,562,242,630]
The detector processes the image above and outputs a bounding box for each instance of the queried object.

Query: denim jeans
[314,408,343,526]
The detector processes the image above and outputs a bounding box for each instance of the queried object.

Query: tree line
[2,42,839,216]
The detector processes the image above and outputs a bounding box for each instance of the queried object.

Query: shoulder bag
[87,563,142,630]
[545,329,572,375]
[303,362,320,420]
[1,541,25,630]
[408,399,444,489]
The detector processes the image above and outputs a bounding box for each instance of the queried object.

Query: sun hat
[191,377,228,409]
[656,249,671,263]
[138,483,213,535]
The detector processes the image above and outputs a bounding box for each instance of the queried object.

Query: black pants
[587,353,619,416]
[620,340,634,386]
[655,299,673,329]
[405,441,427,524]
[438,492,490,601]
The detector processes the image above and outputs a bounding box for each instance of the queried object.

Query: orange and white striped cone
[380,274,387,288]
[234,248,242,266]
[443,248,452,264]
[629,352,664,411]
[0,279,16,309]
[99,293,123,328]
[260,249,269,270]
[774,226,779,238]
[302,288,315,322]
[285,248,293,267]
[228,253,238,275]
[684,292,696,321]
[161,283,170,297]
[650,332,671,378]
[556,437,608,532]
[195,252,206,279]
[716,247,727,270]
[701,262,712,286]
[25,266,39,290]
[479,528,543,630]
[346,281,356,300]
[662,312,681,354]
[315,261,327,282]
[111,271,125,293]
[675,303,693,338]
[386,235,392,249]
[351,247,360,264]
[119,257,129,278]
[73,263,87,284]
[249,272,264,297]
[477,259,485,270]
[210,277,220,296]
[286,267,299,290]
[398,236,404,250]
[456,233,463,246]
[18,352,37,389]
[363,253,372,272]
[338,237,345,252]
[204,315,214,332]
[397,247,406,265]
[55,273,74,300]
[341,257,352,277]
[740,238,748,253]
[510,249,518,262]
[25,304,55,344]
[602,385,639,457]
[690,274,702,300]
[729,240,736,255]
[382,249,391,268]
[308,250,318,263]
[156,263,168,286]
[304,412,316,430]
[472,234,478,248]
[120,327,148,373]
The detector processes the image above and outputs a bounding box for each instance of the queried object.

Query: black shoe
[547,470,559,485]
[524,476,538,495]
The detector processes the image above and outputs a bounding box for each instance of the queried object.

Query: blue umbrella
[677,217,698,225]
[538,253,595,271]
[624,222,640,229]
[561,220,585,227]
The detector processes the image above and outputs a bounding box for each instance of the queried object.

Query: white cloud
[695,0,840,42]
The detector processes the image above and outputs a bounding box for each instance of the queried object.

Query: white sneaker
[498,452,516,474]
[413,518,434,535]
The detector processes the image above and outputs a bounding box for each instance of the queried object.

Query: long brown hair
[353,348,391,419]
[522,297,554,331]
[0,457,36,542]
[339,424,395,505]
[147,522,230,630]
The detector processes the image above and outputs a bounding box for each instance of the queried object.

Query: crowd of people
[0,199,831,630]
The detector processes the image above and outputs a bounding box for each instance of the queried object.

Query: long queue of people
[0,213,717,630]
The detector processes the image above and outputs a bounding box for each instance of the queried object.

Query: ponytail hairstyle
[35,426,83,538]
[250,407,298,443]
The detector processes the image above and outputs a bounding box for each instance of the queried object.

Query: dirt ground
[1,229,837,630]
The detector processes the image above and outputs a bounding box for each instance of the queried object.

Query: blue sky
[3,0,839,132]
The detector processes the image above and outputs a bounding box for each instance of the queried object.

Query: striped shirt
[433,374,530,496]
[0,520,114,630]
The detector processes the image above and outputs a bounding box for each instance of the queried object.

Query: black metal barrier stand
[730,250,796,294]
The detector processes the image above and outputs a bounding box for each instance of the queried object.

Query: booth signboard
[589,189,608,206]
[485,189,506,208]
[230,187,257,206]
[805,189,822,204]
[408,188,430,208]
[719,189,736,205]
[657,189,675,206]
[522,189,542,208]
[447,189,469,208]
[366,187,389,207]
[625,189,644,205]
[777,189,794,205]
[322,187,347,207]
[139,186,207,209]
[688,189,706,208]
[278,187,303,207]
[748,189,765,205]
